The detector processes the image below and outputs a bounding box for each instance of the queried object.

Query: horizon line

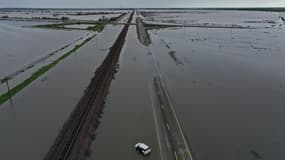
[0,7,285,9]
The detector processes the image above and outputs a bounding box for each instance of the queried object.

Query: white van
[134,142,151,155]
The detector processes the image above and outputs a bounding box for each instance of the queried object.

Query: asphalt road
[150,57,193,160]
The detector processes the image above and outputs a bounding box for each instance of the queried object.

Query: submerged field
[148,27,285,160]
[0,21,87,76]
[0,8,285,160]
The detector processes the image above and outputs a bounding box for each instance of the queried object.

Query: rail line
[44,11,134,160]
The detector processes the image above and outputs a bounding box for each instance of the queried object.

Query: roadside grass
[34,23,105,32]
[110,13,127,23]
[35,23,65,29]
[145,23,174,30]
[0,34,97,105]
[87,23,105,32]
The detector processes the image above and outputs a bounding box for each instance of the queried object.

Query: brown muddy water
[0,24,123,160]
[148,26,285,160]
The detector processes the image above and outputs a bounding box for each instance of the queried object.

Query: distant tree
[102,16,106,22]
[61,17,69,21]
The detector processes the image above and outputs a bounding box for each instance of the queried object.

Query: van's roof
[137,143,149,150]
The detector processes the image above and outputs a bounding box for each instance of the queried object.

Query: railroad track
[45,11,134,160]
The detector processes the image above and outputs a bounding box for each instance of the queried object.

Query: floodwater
[0,24,123,160]
[0,32,94,96]
[65,14,122,21]
[86,26,160,160]
[86,11,285,160]
[0,21,86,77]
[148,24,285,160]
[1,9,285,160]
[0,10,123,21]
[141,10,283,28]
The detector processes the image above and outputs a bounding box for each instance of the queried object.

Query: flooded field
[87,10,285,160]
[147,16,285,160]
[0,8,285,160]
[0,21,86,76]
[0,24,123,160]
[0,9,126,21]
[141,10,284,28]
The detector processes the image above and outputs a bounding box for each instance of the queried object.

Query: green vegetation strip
[34,23,105,31]
[0,33,97,105]
[87,23,105,32]
[145,23,173,30]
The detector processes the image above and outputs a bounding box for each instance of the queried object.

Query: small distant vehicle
[134,142,151,155]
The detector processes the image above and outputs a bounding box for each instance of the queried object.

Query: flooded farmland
[141,10,283,27]
[87,10,285,160]
[0,24,123,160]
[0,21,86,76]
[0,9,125,21]
[0,8,285,160]
[147,17,285,160]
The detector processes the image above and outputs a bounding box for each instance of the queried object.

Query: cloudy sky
[0,0,285,8]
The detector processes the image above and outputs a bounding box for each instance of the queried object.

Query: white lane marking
[164,86,193,160]
[151,48,193,160]
[174,151,179,160]
[149,85,163,160]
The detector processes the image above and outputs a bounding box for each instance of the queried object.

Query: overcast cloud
[0,0,284,8]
